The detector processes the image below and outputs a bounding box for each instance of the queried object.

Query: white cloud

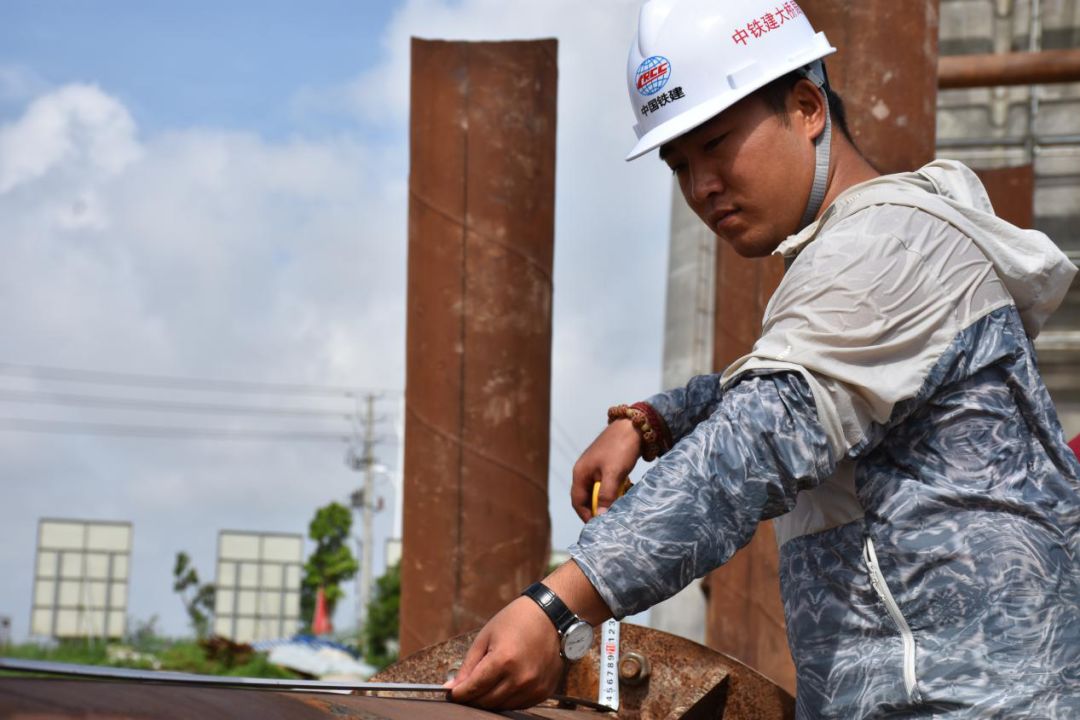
[2,0,676,640]
[0,84,141,195]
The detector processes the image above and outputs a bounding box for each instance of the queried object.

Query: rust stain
[374,623,794,719]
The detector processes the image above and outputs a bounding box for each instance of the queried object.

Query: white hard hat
[626,0,836,161]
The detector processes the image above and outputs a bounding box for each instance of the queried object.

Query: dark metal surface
[0,657,448,694]
[402,38,558,657]
[374,623,794,719]
[940,48,1080,88]
[0,679,336,720]
[0,679,596,719]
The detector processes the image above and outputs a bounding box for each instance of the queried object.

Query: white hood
[834,159,1076,338]
[907,160,1076,337]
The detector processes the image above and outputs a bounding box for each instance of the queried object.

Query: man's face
[659,91,816,257]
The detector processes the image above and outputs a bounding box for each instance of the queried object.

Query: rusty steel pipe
[375,623,796,719]
[703,0,941,695]
[974,165,1035,229]
[401,38,558,657]
[801,0,941,174]
[940,48,1080,89]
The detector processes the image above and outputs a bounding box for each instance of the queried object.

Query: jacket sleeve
[640,373,728,449]
[568,370,835,619]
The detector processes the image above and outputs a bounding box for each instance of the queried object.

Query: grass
[2,640,109,666]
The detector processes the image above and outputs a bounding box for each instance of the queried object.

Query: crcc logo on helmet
[635,56,672,96]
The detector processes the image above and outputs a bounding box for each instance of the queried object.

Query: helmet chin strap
[798,60,832,231]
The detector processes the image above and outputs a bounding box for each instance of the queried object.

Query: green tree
[300,502,359,629]
[172,552,215,639]
[363,562,400,669]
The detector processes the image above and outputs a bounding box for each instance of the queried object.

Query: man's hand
[571,419,641,522]
[446,561,613,711]
[445,596,563,710]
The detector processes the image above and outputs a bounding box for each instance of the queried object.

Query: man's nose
[687,163,723,204]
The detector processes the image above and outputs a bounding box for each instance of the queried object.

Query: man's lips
[708,208,738,232]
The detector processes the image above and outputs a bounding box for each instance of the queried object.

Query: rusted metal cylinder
[975,165,1035,229]
[803,0,941,174]
[704,0,941,694]
[401,38,557,657]
[940,48,1080,89]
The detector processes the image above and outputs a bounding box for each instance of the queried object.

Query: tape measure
[592,478,631,711]
[590,477,632,517]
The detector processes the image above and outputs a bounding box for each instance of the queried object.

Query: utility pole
[360,393,375,630]
[351,393,377,632]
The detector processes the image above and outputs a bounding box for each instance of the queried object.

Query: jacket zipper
[862,534,921,703]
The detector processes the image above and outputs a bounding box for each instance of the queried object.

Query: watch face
[562,621,593,661]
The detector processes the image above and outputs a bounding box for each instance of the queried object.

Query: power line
[546,434,580,497]
[548,469,573,495]
[552,420,584,460]
[549,429,582,471]
[0,417,352,442]
[0,388,361,420]
[0,362,400,398]
[549,440,579,472]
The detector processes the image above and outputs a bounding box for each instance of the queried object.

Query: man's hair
[756,70,854,144]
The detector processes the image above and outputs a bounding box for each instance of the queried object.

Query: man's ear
[789,78,827,142]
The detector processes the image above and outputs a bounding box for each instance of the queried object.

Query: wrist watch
[521,582,594,661]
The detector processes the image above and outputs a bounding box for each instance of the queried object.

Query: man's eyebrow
[658,145,672,163]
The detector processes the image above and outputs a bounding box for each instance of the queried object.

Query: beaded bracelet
[607,402,670,461]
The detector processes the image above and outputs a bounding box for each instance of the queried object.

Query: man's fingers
[449,650,503,704]
[446,595,565,712]
[447,628,490,689]
[594,472,627,516]
[462,661,554,710]
[571,461,597,522]
[570,480,591,522]
[465,676,519,710]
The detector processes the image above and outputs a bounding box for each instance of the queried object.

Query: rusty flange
[373,623,794,719]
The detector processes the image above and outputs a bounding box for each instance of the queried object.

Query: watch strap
[522,581,578,635]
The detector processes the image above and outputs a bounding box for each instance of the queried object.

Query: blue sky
[0,1,397,138]
[0,0,671,642]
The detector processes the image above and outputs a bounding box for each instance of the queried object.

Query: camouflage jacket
[570,161,1080,718]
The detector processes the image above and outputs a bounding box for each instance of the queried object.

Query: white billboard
[30,519,132,639]
[213,530,303,643]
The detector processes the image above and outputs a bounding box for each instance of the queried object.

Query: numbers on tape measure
[598,619,620,711]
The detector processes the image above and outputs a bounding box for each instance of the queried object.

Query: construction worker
[447,0,1080,716]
